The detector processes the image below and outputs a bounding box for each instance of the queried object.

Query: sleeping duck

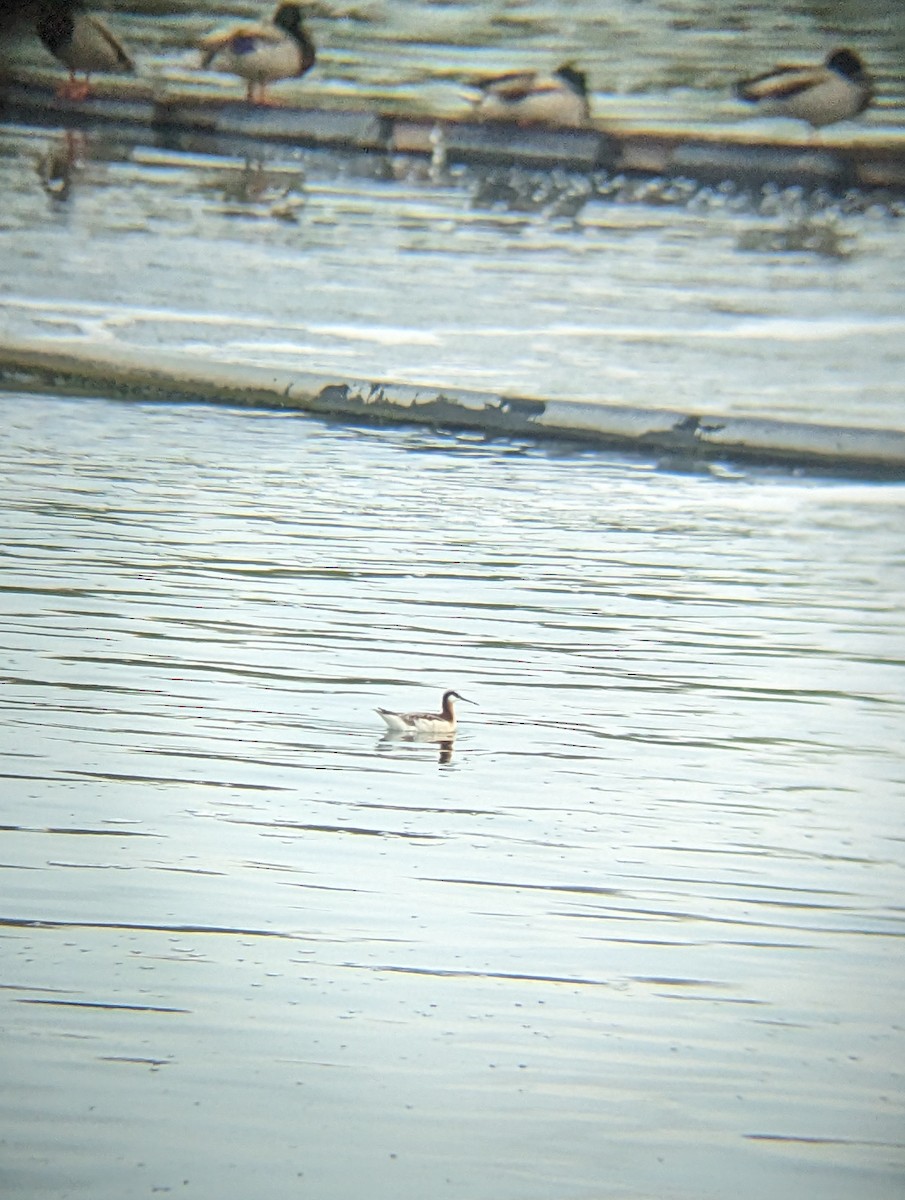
[36,1,134,100]
[465,63,590,128]
[734,48,872,129]
[198,1,316,105]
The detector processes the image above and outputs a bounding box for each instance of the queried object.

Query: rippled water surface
[2,394,904,1199]
[1,124,904,431]
[2,3,905,1194]
[2,5,905,433]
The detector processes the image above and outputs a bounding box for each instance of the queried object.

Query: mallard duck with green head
[465,63,590,128]
[198,2,316,105]
[735,48,872,129]
[36,1,134,100]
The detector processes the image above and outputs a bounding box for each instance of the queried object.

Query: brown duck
[465,63,590,128]
[735,48,872,130]
[198,2,316,105]
[36,1,134,100]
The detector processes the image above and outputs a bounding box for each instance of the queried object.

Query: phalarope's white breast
[376,690,474,736]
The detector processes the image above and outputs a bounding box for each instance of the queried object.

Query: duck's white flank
[466,64,590,128]
[376,689,473,736]
[734,48,871,129]
[198,1,316,104]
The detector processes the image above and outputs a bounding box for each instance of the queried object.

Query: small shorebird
[198,1,316,105]
[734,48,872,130]
[376,690,474,737]
[465,63,590,128]
[36,2,134,101]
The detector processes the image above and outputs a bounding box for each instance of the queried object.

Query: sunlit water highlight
[1,394,903,1199]
[1,127,904,432]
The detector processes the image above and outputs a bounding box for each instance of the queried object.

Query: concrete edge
[2,337,904,479]
[2,76,905,191]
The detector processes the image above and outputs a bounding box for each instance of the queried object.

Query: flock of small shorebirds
[33,1,874,132]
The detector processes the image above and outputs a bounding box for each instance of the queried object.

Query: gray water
[2,3,905,434]
[2,3,904,1195]
[1,124,904,431]
[1,394,904,1199]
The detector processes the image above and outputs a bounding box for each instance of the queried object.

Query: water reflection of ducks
[38,129,85,200]
[734,48,872,130]
[376,689,474,737]
[36,1,134,101]
[198,2,316,105]
[214,158,306,221]
[465,64,590,128]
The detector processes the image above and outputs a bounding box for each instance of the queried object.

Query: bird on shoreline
[734,48,872,130]
[376,690,474,737]
[465,63,590,128]
[36,1,134,101]
[198,2,316,106]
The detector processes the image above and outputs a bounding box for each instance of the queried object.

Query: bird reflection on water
[37,128,85,200]
[377,730,456,766]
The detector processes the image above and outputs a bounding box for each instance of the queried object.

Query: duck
[734,48,872,129]
[198,1,316,105]
[376,690,474,737]
[465,63,590,128]
[36,1,134,101]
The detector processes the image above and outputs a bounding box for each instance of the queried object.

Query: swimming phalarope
[734,48,872,130]
[465,63,590,128]
[376,690,474,736]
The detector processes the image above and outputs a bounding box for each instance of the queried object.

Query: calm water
[1,394,904,1199]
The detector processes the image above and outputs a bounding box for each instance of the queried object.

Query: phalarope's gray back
[376,690,474,736]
